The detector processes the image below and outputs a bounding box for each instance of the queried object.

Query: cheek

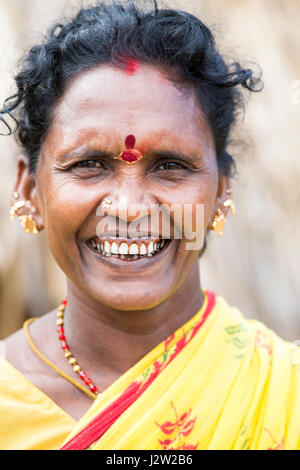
[166,179,217,239]
[36,172,99,246]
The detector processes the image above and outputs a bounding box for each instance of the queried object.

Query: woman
[0,1,299,450]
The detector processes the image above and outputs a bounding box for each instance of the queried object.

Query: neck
[63,262,204,375]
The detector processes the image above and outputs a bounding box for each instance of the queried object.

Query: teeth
[111,241,119,254]
[140,243,147,255]
[90,238,167,258]
[119,242,129,255]
[147,241,154,254]
[129,243,139,255]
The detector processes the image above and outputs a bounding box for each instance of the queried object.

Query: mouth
[86,236,171,262]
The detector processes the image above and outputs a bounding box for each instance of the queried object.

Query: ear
[211,173,233,219]
[10,155,44,231]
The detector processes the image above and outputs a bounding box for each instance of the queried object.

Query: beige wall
[0,0,299,340]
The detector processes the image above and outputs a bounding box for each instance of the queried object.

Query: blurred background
[0,0,299,341]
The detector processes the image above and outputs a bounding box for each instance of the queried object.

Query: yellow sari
[61,290,300,450]
[0,290,299,450]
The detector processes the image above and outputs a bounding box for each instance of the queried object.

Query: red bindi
[120,150,139,163]
[124,58,139,75]
[113,134,142,164]
[125,134,136,149]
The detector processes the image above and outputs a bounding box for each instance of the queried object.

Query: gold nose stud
[101,198,112,214]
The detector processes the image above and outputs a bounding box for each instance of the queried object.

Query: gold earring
[18,214,39,234]
[13,191,19,199]
[10,200,39,234]
[9,200,26,220]
[223,198,236,215]
[210,208,226,237]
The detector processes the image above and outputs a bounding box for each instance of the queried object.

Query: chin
[87,281,172,312]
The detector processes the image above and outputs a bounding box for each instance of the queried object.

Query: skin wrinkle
[6,63,231,420]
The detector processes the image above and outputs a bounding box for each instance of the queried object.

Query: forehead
[48,63,214,150]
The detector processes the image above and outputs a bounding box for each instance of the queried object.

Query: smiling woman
[0,0,299,451]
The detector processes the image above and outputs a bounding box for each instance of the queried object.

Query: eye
[72,160,104,169]
[156,161,187,171]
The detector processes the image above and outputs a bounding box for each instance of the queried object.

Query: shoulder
[214,293,300,392]
[0,355,75,450]
[214,293,298,353]
[0,323,49,416]
[0,324,75,450]
[2,323,41,378]
[213,293,300,449]
[2,310,59,381]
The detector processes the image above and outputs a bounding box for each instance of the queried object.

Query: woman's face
[26,64,228,310]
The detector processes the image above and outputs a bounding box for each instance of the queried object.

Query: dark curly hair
[0,0,263,176]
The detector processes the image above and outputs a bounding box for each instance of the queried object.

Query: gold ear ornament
[223,198,236,215]
[210,208,226,237]
[18,214,39,234]
[209,196,235,237]
[9,200,39,234]
[9,200,26,220]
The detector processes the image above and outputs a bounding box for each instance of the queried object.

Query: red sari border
[61,290,216,450]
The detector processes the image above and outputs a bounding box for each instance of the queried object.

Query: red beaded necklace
[56,299,99,397]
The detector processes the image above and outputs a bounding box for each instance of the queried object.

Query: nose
[100,177,158,231]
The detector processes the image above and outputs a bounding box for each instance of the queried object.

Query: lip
[93,235,162,244]
[96,231,163,239]
[84,237,176,272]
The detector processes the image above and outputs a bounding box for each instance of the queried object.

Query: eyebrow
[60,145,202,163]
[60,146,114,161]
[148,149,201,164]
